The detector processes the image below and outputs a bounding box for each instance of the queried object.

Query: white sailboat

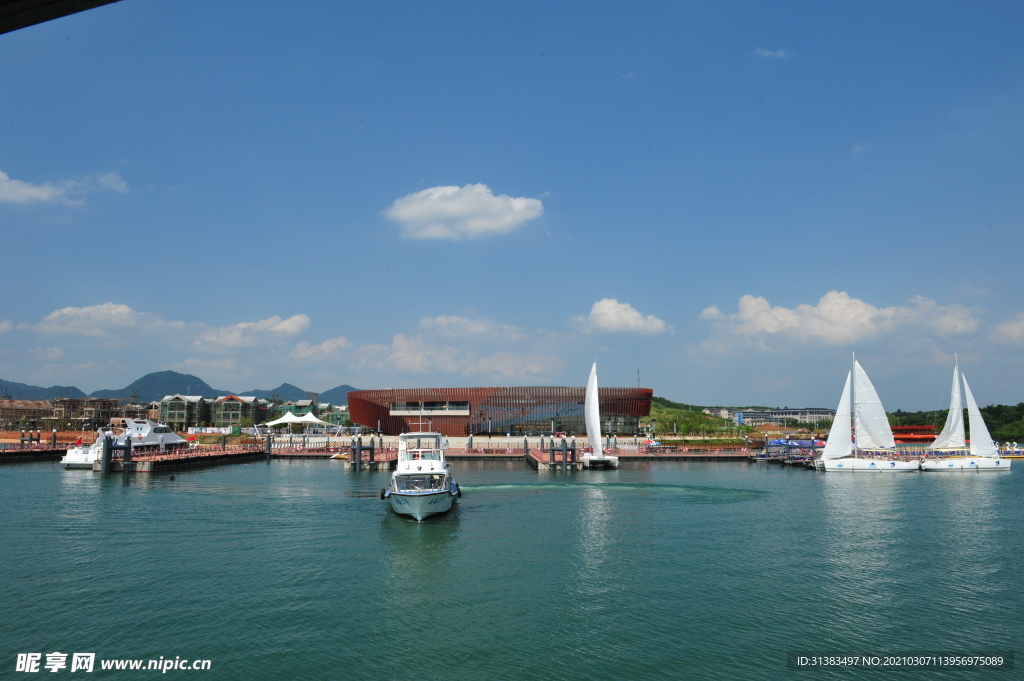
[920,358,1009,471]
[582,363,618,469]
[822,355,919,472]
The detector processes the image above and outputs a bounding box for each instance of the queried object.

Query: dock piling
[101,437,112,474]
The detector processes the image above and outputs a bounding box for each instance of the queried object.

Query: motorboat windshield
[394,474,448,492]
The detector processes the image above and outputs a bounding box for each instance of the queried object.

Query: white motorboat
[822,355,919,472]
[381,432,460,521]
[60,419,188,469]
[582,362,618,469]
[920,357,1009,472]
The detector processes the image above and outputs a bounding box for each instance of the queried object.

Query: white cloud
[94,172,129,193]
[0,170,66,203]
[575,298,670,334]
[0,320,11,333]
[194,314,311,353]
[352,332,562,380]
[702,291,977,347]
[419,315,526,341]
[34,303,168,336]
[290,336,352,361]
[0,169,128,205]
[993,313,1024,344]
[386,333,467,373]
[467,351,564,379]
[32,304,317,364]
[383,183,543,240]
[754,48,791,59]
[173,357,240,375]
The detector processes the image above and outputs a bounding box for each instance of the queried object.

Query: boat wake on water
[458,481,766,503]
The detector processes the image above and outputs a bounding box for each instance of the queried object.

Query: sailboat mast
[851,352,857,455]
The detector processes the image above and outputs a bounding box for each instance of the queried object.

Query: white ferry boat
[61,419,188,469]
[381,432,460,521]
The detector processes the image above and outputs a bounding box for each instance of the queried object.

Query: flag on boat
[74,436,83,446]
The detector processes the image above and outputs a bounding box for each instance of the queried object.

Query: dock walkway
[98,445,267,472]
[0,445,67,463]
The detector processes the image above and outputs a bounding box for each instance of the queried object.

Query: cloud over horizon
[700,291,978,349]
[194,315,311,354]
[383,183,544,240]
[419,315,527,341]
[754,48,791,59]
[0,169,128,205]
[575,298,670,334]
[32,303,173,337]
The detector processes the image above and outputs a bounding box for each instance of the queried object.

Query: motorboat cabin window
[395,475,447,492]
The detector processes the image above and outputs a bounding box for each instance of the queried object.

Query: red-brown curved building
[347,386,652,436]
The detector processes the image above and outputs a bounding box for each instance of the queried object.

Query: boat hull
[61,446,98,469]
[920,457,1010,471]
[387,489,457,521]
[582,455,619,469]
[823,457,920,472]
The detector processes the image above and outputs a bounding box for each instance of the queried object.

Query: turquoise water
[2,460,1021,680]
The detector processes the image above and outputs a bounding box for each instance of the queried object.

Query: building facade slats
[348,387,652,436]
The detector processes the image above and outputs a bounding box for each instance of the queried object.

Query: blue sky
[1,0,1022,410]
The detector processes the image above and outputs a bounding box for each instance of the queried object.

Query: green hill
[0,379,86,401]
[88,371,232,403]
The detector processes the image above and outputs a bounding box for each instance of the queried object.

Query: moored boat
[920,358,1009,472]
[381,432,460,521]
[60,419,188,469]
[822,355,919,472]
[582,362,618,469]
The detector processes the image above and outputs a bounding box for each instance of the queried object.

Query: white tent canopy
[264,411,333,428]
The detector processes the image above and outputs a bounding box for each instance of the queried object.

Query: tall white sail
[962,374,998,458]
[822,371,853,460]
[930,359,965,450]
[585,363,602,454]
[853,360,896,450]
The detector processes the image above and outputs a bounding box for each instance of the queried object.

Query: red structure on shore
[891,425,939,442]
[347,386,653,437]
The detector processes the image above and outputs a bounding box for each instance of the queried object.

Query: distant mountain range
[0,379,87,401]
[0,371,359,405]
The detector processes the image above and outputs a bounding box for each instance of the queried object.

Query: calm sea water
[2,460,1021,680]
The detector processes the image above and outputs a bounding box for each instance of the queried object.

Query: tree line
[890,404,1024,442]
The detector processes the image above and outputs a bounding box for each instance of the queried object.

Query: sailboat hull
[920,457,1010,471]
[823,458,919,472]
[581,455,618,469]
